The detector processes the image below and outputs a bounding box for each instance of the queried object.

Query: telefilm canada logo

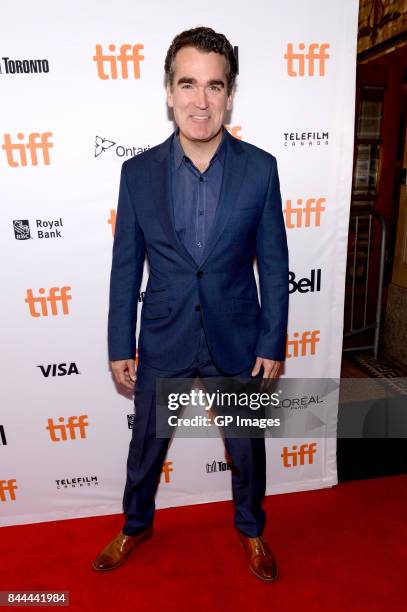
[55,475,98,490]
[0,56,49,75]
[13,218,64,240]
[283,131,329,147]
[94,136,150,159]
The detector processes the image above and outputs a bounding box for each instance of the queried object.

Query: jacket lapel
[149,130,248,270]
[149,134,198,269]
[199,131,248,268]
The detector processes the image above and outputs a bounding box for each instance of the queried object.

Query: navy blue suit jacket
[108,130,289,374]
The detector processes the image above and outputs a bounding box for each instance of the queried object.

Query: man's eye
[181,83,193,89]
[209,85,221,92]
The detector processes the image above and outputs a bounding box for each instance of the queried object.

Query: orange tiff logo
[25,287,71,317]
[108,209,116,237]
[93,44,144,80]
[46,415,89,442]
[2,132,53,167]
[225,125,242,140]
[0,479,18,502]
[281,442,317,467]
[284,198,326,228]
[286,331,320,358]
[161,460,173,483]
[284,43,330,76]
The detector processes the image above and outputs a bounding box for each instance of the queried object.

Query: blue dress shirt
[171,129,226,264]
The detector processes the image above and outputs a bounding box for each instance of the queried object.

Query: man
[93,26,289,583]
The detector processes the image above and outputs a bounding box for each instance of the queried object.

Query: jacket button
[197,270,203,278]
[195,304,201,311]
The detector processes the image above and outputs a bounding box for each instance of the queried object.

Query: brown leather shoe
[92,526,153,572]
[238,532,278,583]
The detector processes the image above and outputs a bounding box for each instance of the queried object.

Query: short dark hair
[164,26,237,95]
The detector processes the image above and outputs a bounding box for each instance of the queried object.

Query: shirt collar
[172,127,226,170]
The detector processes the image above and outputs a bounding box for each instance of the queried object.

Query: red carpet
[1,475,406,611]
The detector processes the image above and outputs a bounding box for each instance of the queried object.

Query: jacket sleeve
[108,161,146,361]
[255,156,289,361]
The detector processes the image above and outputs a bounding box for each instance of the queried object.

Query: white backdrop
[0,0,358,526]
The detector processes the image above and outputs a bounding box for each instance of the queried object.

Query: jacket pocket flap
[143,303,170,319]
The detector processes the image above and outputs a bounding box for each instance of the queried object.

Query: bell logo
[281,443,317,467]
[93,44,144,80]
[0,479,18,502]
[25,287,71,317]
[108,209,116,237]
[286,331,320,358]
[46,415,88,442]
[161,460,173,483]
[284,43,330,77]
[2,132,53,167]
[225,125,242,140]
[284,198,326,228]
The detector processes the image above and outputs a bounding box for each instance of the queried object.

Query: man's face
[166,46,233,144]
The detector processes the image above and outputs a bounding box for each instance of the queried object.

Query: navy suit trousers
[122,327,267,538]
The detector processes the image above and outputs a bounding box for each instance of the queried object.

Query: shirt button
[197,241,202,248]
[195,304,201,311]
[199,177,204,182]
[197,270,203,278]
[199,210,204,216]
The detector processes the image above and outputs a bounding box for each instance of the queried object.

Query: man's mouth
[191,115,210,121]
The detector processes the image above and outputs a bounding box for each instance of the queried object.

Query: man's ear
[226,89,234,112]
[166,83,174,108]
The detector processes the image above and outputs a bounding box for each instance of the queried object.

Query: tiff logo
[225,125,242,140]
[0,425,6,445]
[281,443,317,467]
[286,331,320,358]
[108,209,116,237]
[93,44,144,80]
[161,460,173,483]
[284,198,326,228]
[46,415,88,442]
[284,43,330,76]
[25,287,71,317]
[2,132,53,166]
[0,479,17,501]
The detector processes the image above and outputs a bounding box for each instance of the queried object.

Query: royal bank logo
[95,135,150,159]
[283,131,329,147]
[13,218,63,240]
[127,414,135,429]
[0,425,7,446]
[206,460,232,473]
[13,220,31,240]
[37,362,80,377]
[55,475,98,490]
[0,56,49,75]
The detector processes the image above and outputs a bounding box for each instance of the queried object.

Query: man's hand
[110,359,136,390]
[252,357,282,380]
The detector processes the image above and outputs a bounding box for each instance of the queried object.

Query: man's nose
[194,86,209,109]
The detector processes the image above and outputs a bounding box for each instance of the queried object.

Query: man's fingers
[251,357,263,377]
[110,359,136,390]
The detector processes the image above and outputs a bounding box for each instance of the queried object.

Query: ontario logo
[94,135,150,158]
